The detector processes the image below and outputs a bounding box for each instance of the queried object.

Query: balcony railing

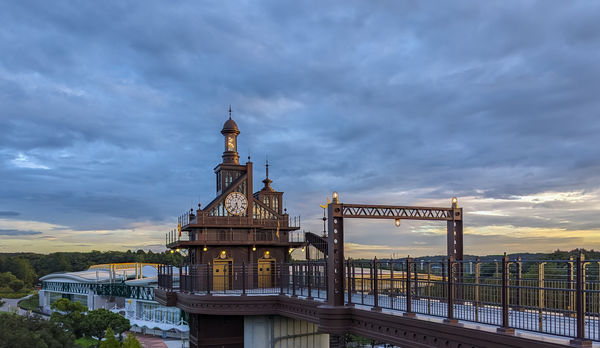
[159,256,600,342]
[158,261,326,299]
[166,229,306,246]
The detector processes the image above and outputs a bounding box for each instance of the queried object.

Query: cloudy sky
[1,1,599,257]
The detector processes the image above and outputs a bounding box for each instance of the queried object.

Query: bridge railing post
[475,258,480,322]
[279,261,284,295]
[372,257,381,311]
[291,263,297,297]
[497,253,514,334]
[361,262,365,305]
[347,258,353,305]
[242,262,247,296]
[206,263,211,295]
[514,257,522,311]
[538,262,545,332]
[405,257,415,317]
[307,258,313,299]
[570,253,592,346]
[389,261,394,309]
[427,262,431,315]
[351,259,356,294]
[444,257,457,324]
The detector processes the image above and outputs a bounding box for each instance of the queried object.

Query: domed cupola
[221,106,240,164]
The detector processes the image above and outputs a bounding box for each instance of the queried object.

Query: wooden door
[213,260,231,291]
[258,259,275,288]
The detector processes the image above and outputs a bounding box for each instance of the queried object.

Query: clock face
[225,192,247,216]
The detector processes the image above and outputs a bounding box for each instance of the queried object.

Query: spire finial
[228,105,232,119]
[266,155,269,179]
[261,155,273,190]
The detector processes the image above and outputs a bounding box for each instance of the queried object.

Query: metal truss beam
[341,204,461,221]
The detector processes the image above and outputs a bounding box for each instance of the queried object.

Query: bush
[8,279,24,292]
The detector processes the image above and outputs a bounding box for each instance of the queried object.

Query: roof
[40,263,166,285]
[221,117,240,135]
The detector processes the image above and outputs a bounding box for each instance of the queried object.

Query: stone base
[443,318,459,325]
[403,312,416,318]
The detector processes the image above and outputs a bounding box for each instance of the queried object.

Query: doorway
[258,259,275,288]
[213,259,232,291]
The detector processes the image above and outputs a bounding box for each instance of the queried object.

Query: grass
[75,336,98,348]
[18,293,39,311]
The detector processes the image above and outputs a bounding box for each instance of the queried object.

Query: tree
[50,309,85,339]
[0,272,18,288]
[99,327,120,348]
[0,313,75,348]
[8,279,24,292]
[51,298,87,313]
[2,258,36,287]
[109,313,132,339]
[122,333,143,348]
[50,298,87,339]
[82,308,131,340]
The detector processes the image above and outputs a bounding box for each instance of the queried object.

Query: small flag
[276,220,280,240]
[178,219,181,238]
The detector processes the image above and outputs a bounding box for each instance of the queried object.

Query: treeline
[0,250,184,287]
[360,248,600,264]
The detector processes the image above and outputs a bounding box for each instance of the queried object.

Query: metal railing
[158,261,326,300]
[159,255,600,342]
[166,228,306,246]
[346,255,599,342]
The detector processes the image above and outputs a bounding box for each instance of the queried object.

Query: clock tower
[167,111,302,347]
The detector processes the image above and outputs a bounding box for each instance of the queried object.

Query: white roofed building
[39,262,188,338]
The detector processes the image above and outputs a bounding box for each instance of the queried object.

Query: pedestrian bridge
[156,257,598,348]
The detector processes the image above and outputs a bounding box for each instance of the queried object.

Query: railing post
[570,254,592,346]
[404,256,414,317]
[307,258,313,299]
[361,262,364,305]
[475,258,480,322]
[372,257,381,311]
[347,259,353,305]
[351,259,356,294]
[389,261,394,309]
[515,256,522,310]
[179,267,182,291]
[206,263,211,295]
[568,256,575,315]
[444,257,457,324]
[427,262,431,315]
[538,262,545,332]
[292,263,297,297]
[279,261,284,295]
[242,262,247,296]
[497,253,514,334]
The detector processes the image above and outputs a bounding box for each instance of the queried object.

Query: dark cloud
[0,211,19,217]
[0,229,42,236]
[0,1,599,253]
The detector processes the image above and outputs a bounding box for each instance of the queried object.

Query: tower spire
[262,155,273,191]
[266,156,269,179]
[228,105,232,119]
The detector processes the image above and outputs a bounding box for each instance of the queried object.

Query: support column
[327,202,344,307]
